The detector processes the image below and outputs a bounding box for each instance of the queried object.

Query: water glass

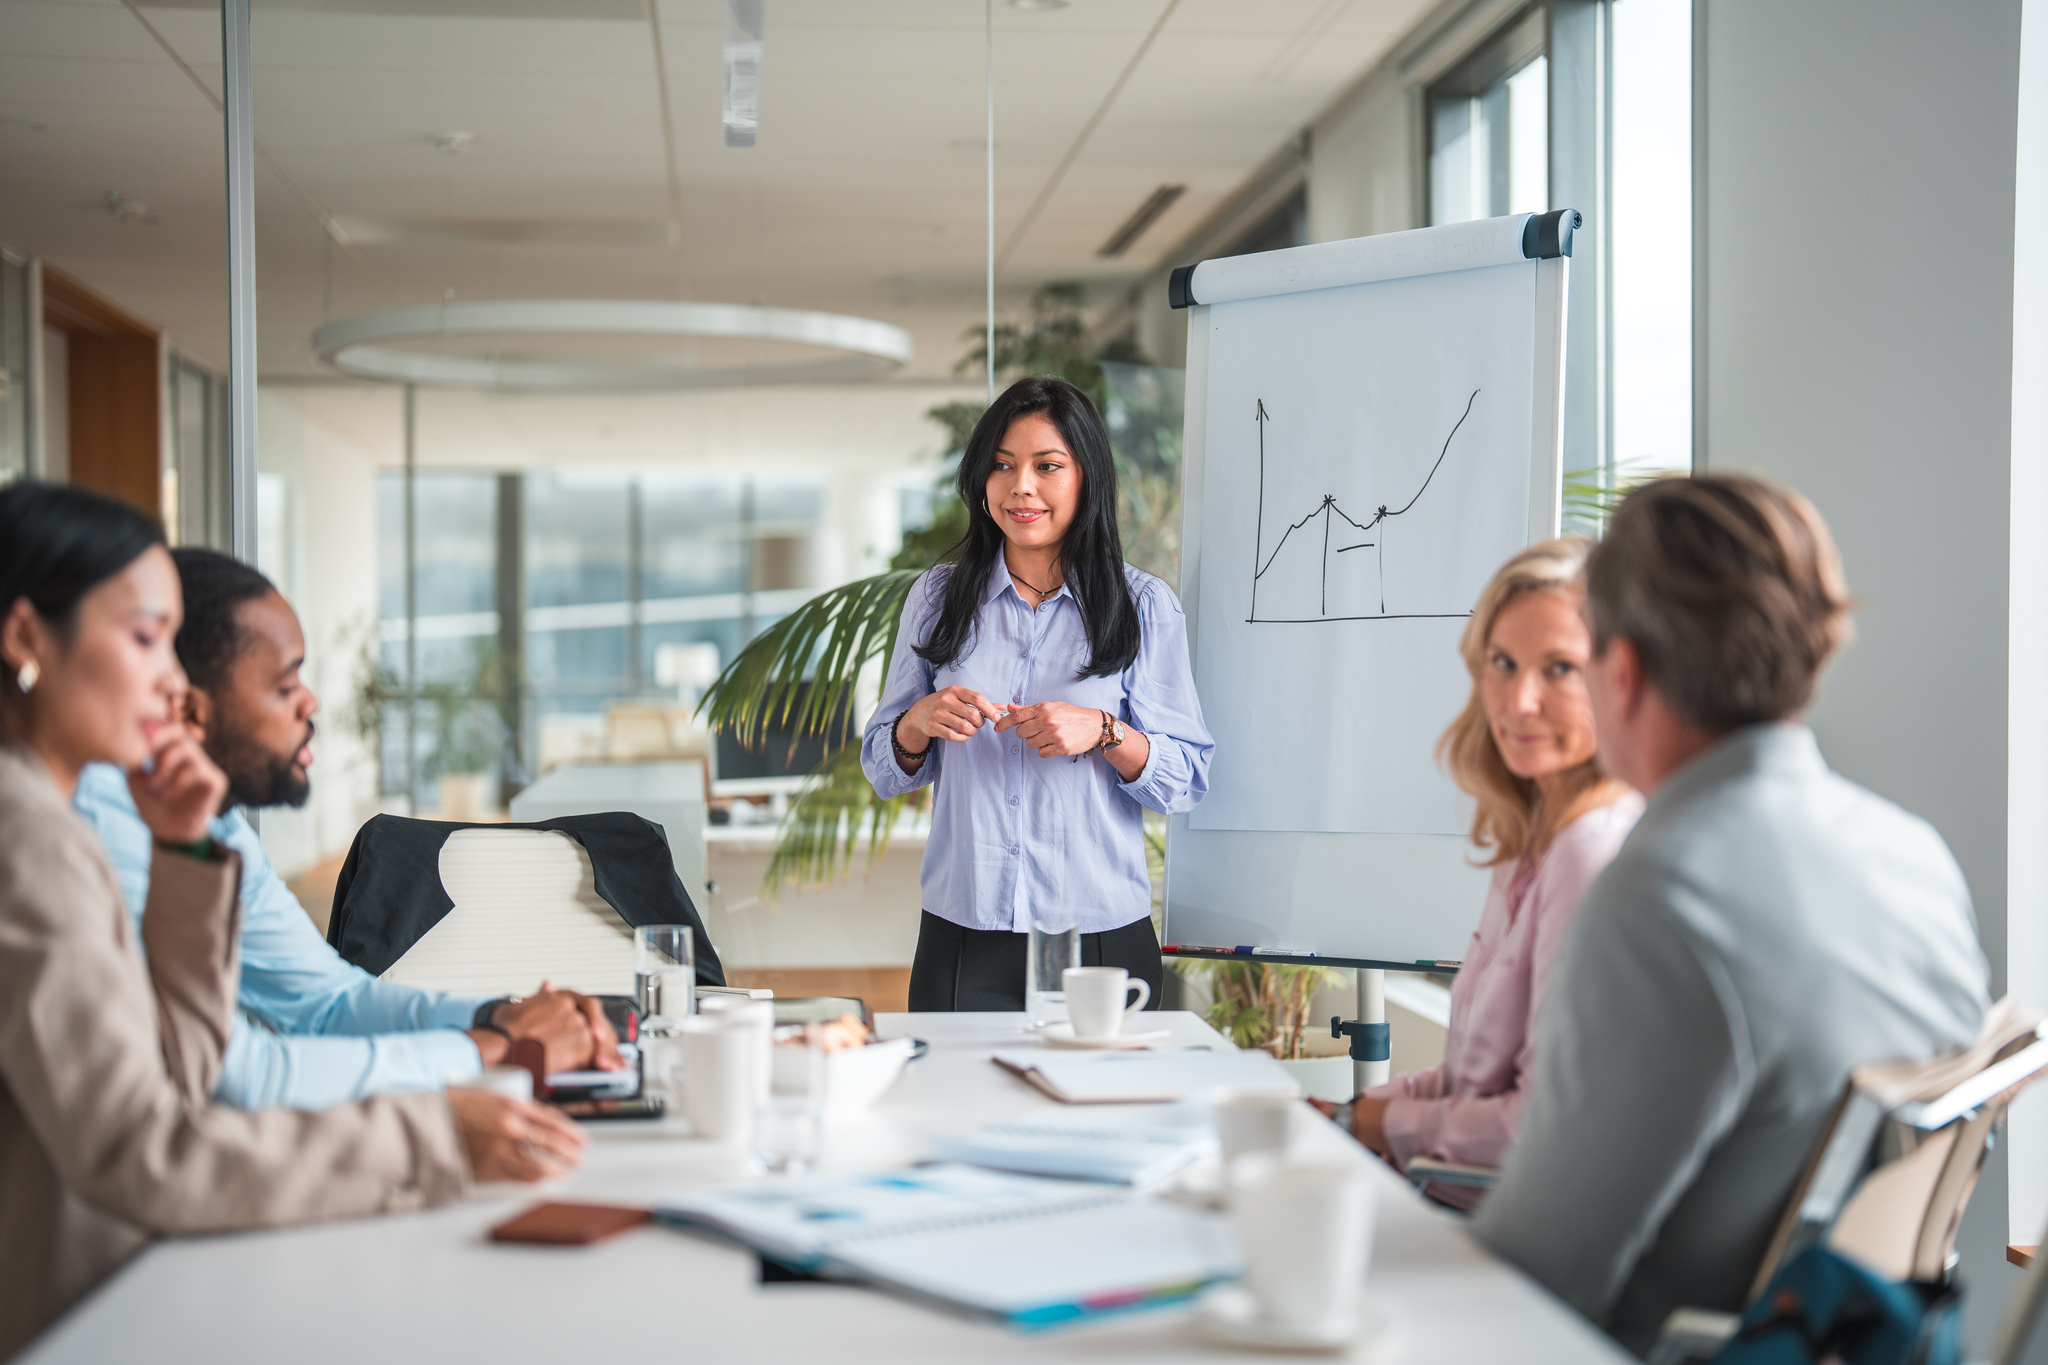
[755,1025,826,1175]
[634,924,695,1029]
[1024,921,1080,1027]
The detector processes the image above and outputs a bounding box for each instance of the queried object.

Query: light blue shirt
[862,560,1212,933]
[74,764,488,1111]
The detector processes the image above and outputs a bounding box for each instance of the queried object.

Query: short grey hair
[1584,475,1852,732]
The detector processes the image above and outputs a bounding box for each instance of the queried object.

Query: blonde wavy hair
[1437,537,1623,867]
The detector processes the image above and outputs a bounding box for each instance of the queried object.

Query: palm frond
[761,741,927,895]
[696,569,920,752]
[1563,460,1683,530]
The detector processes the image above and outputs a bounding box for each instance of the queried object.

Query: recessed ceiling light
[432,130,475,156]
[1009,0,1069,9]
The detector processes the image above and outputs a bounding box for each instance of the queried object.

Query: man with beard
[74,549,619,1110]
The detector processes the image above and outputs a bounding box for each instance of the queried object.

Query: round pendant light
[312,299,913,390]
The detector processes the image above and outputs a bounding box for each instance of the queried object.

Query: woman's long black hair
[913,375,1140,679]
[0,482,164,634]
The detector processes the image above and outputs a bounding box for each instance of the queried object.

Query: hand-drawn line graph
[1248,390,1481,623]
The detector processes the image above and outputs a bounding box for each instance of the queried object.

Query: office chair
[327,811,726,998]
[1647,998,2048,1365]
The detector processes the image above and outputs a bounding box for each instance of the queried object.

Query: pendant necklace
[1009,566,1060,599]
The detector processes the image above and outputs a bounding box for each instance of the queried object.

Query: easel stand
[1334,968,1391,1095]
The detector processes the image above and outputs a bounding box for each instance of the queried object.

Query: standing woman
[863,376,1213,1011]
[1332,539,1642,1205]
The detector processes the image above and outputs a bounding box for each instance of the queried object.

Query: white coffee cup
[679,1014,757,1141]
[1228,1153,1375,1334]
[1214,1089,1299,1163]
[1062,966,1150,1039]
[696,997,773,1104]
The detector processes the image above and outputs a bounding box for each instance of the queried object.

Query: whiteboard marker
[1250,947,1316,957]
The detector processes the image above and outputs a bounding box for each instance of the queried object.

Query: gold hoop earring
[16,660,38,693]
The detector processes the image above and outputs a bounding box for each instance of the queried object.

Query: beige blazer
[0,746,471,1359]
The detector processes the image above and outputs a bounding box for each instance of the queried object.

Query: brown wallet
[488,1201,652,1246]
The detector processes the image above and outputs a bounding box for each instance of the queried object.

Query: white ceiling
[0,0,1436,381]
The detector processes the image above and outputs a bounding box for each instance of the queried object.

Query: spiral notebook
[654,1164,1241,1326]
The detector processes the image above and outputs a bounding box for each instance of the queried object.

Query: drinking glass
[1024,921,1080,1028]
[634,924,695,1029]
[755,1025,826,1174]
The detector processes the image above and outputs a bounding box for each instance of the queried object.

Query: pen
[1161,944,1237,955]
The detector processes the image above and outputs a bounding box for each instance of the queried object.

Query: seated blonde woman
[1339,538,1642,1205]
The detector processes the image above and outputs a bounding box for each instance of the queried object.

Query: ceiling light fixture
[1009,0,1069,10]
[1096,183,1186,258]
[312,299,913,390]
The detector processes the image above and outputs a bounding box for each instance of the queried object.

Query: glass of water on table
[634,924,695,1031]
[1025,921,1080,1028]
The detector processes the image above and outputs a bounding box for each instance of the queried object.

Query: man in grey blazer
[1473,476,1989,1355]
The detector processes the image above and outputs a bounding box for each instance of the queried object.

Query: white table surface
[23,1012,1627,1364]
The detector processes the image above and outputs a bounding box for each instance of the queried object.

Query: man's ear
[1607,636,1648,721]
[182,685,213,743]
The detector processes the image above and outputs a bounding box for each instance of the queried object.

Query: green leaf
[696,569,920,756]
[761,741,927,895]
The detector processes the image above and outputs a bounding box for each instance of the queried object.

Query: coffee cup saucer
[1026,1021,1172,1049]
[1195,1286,1385,1354]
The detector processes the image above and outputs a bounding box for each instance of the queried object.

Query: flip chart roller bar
[1167,208,1581,310]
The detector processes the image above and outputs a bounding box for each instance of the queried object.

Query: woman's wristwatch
[891,710,932,761]
[1076,710,1126,763]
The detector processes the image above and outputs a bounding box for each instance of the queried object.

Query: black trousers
[907,912,1163,1013]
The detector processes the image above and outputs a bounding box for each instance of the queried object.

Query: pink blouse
[1369,794,1644,1198]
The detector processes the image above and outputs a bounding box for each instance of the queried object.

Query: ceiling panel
[0,0,1436,381]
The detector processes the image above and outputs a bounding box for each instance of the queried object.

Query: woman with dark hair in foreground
[0,482,583,1359]
[861,375,1214,1010]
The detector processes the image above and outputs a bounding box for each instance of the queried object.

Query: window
[377,468,826,808]
[1429,9,1550,227]
[1610,0,1693,478]
[1425,0,1693,515]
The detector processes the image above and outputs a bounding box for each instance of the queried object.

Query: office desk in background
[22,1013,1628,1364]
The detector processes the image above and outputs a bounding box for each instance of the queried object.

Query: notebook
[654,1164,1241,1326]
[930,1106,1217,1185]
[991,1048,1300,1104]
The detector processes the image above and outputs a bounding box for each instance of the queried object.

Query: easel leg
[1354,968,1390,1096]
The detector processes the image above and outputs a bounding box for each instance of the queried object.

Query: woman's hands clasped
[994,701,1101,759]
[894,686,1007,770]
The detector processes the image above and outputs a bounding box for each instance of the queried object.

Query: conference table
[24,1012,1629,1364]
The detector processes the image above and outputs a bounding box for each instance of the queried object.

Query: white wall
[2008,0,2048,1269]
[1699,0,2029,1349]
[1308,73,1419,244]
[253,386,389,879]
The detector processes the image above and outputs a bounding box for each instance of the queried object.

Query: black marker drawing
[1248,390,1480,623]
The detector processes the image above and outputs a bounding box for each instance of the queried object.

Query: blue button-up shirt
[73,763,490,1111]
[862,559,1213,933]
